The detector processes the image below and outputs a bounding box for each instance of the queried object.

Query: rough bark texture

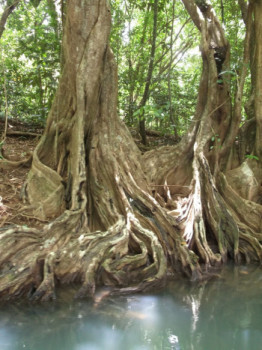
[0,0,261,301]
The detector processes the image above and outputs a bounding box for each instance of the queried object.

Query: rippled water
[0,264,262,350]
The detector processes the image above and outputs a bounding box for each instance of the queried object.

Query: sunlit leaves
[0,0,61,124]
[0,0,253,134]
[110,0,201,135]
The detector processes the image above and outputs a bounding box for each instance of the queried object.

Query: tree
[137,0,158,145]
[0,0,261,301]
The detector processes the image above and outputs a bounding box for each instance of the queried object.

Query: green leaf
[219,70,237,76]
[133,109,142,117]
[245,154,259,161]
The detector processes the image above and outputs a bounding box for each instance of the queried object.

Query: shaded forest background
[0,0,251,147]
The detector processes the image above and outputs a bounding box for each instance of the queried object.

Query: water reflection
[0,264,261,350]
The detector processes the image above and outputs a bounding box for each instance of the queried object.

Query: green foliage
[0,0,255,138]
[109,0,253,137]
[245,154,259,161]
[209,134,222,151]
[0,0,61,125]
[111,0,201,136]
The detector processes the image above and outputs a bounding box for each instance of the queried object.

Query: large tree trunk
[0,0,200,301]
[0,0,261,301]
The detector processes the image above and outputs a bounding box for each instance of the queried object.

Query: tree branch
[0,0,21,40]
[181,0,202,31]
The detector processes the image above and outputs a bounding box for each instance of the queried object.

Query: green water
[0,265,262,350]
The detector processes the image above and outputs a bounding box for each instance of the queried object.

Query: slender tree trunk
[167,0,178,139]
[138,0,159,145]
[0,75,8,143]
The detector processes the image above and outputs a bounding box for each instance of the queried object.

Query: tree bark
[0,0,201,301]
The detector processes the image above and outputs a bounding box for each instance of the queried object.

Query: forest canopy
[0,0,252,138]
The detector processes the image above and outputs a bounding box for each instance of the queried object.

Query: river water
[0,264,261,350]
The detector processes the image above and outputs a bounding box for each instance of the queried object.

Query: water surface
[0,264,261,350]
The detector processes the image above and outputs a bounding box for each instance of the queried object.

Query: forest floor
[0,119,41,228]
[0,118,178,228]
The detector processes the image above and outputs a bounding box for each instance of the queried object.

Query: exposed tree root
[0,156,32,170]
[6,131,40,138]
